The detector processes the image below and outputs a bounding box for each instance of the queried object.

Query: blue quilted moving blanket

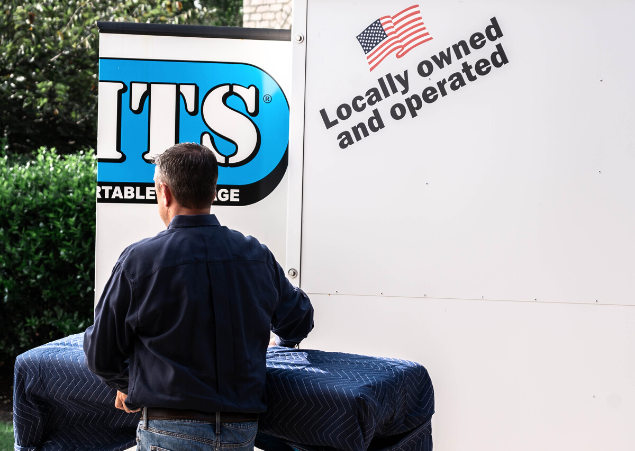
[13,334,434,451]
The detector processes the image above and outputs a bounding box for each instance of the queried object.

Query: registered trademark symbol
[263,94,272,103]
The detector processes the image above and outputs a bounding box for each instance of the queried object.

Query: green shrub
[0,147,96,368]
[0,421,12,451]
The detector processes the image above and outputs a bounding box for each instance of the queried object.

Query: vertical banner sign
[95,23,291,302]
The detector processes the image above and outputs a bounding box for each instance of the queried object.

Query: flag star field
[357,20,388,54]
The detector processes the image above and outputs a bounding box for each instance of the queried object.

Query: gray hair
[153,143,218,209]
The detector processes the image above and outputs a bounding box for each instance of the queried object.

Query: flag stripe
[392,4,420,20]
[395,18,424,33]
[397,35,433,58]
[396,41,433,63]
[393,11,420,26]
[369,47,401,72]
[395,23,426,39]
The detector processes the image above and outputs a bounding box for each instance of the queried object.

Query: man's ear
[160,182,172,207]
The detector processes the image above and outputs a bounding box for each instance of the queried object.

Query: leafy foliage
[0,146,96,367]
[0,0,243,155]
[0,420,12,451]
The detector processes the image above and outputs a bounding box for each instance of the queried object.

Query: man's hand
[115,390,141,413]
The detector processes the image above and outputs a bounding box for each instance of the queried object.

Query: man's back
[84,214,313,413]
[85,143,313,451]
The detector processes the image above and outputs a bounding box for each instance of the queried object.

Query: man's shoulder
[116,225,276,276]
[116,231,170,265]
[217,226,276,263]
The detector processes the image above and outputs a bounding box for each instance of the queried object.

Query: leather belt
[146,407,258,423]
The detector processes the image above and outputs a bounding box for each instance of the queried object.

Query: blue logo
[96,58,289,205]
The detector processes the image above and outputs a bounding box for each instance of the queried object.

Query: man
[84,143,314,451]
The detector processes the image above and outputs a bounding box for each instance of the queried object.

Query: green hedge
[0,147,96,368]
[0,421,12,451]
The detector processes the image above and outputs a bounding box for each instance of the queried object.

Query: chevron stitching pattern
[266,418,434,451]
[13,334,434,451]
[13,334,140,451]
[259,348,434,451]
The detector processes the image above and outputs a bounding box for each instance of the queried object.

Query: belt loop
[215,411,221,450]
[143,407,148,430]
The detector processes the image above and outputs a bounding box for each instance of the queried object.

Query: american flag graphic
[356,4,433,72]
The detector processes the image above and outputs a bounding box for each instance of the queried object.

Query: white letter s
[200,84,260,167]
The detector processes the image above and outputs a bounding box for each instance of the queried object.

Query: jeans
[136,417,258,451]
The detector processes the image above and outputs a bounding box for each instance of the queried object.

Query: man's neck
[166,206,211,226]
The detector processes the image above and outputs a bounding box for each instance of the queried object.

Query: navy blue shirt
[84,214,314,413]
